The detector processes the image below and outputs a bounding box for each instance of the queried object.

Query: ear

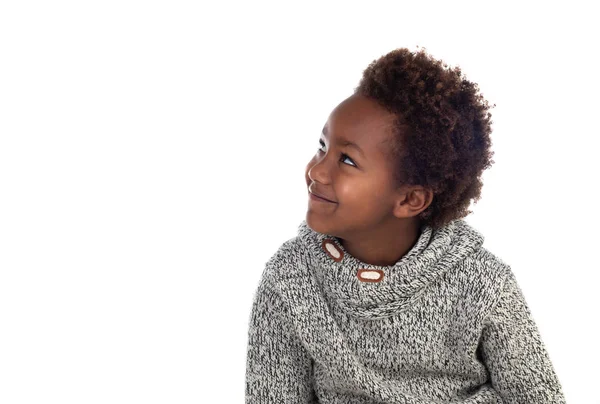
[392,186,434,219]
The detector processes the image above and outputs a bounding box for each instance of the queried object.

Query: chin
[306,212,340,237]
[305,212,327,234]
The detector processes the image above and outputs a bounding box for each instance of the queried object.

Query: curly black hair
[354,47,496,231]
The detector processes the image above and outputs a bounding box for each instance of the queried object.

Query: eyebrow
[321,126,365,158]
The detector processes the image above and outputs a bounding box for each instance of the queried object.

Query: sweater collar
[296,218,484,320]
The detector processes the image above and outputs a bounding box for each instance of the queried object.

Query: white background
[1,1,598,402]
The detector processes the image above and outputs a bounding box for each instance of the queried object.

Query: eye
[318,139,357,167]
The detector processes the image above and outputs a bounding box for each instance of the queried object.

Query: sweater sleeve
[478,269,567,403]
[245,267,317,403]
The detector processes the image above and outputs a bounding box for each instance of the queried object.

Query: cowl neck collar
[296,218,484,320]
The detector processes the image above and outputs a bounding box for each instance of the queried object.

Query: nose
[306,154,330,185]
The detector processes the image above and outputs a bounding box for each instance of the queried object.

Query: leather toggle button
[357,269,384,283]
[321,238,344,262]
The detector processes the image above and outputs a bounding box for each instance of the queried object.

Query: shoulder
[463,246,512,283]
[260,235,308,284]
[251,236,308,314]
[457,245,515,315]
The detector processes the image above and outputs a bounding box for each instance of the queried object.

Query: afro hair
[354,47,496,230]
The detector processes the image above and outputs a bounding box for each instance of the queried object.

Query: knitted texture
[245,218,566,403]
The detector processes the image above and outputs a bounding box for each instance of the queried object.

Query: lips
[308,186,336,203]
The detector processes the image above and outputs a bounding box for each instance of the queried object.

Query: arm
[245,269,317,403]
[478,269,567,403]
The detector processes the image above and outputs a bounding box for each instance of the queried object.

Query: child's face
[304,93,411,238]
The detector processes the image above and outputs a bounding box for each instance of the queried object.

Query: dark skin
[304,94,434,267]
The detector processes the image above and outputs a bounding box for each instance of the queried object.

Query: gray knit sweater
[245,218,566,403]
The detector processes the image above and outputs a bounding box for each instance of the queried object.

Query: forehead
[324,94,397,152]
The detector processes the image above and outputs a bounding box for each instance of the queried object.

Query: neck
[338,219,421,267]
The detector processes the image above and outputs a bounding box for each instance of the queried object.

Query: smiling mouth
[309,191,336,203]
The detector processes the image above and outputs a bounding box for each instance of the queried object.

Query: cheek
[338,180,389,208]
[337,180,371,201]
